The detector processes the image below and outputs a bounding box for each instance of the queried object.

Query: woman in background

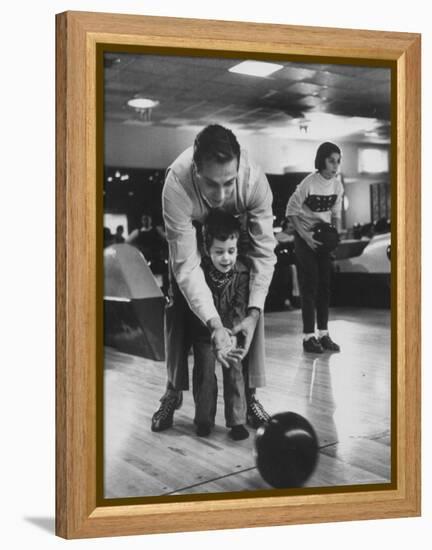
[286,142,344,354]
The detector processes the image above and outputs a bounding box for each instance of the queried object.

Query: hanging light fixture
[298,118,310,133]
[127,97,160,121]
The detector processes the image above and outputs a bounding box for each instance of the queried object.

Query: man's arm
[163,172,233,367]
[163,171,219,324]
[244,168,277,310]
[231,168,276,357]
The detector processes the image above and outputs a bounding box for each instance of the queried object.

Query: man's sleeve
[162,172,219,324]
[246,168,277,311]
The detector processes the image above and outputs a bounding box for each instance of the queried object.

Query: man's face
[209,236,238,273]
[195,158,238,208]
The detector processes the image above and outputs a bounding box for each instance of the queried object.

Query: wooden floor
[104,307,391,498]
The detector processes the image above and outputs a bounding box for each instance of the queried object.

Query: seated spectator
[114,225,125,243]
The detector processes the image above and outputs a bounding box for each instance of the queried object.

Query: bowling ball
[312,222,339,253]
[255,412,319,488]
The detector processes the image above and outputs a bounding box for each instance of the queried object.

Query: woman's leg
[294,234,319,334]
[316,253,340,351]
[316,251,332,331]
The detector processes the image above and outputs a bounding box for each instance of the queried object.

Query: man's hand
[231,309,260,360]
[224,334,244,367]
[211,326,235,368]
[207,317,234,368]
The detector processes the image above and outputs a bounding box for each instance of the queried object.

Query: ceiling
[104,52,391,143]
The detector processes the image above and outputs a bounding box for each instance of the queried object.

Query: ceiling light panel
[228,61,284,77]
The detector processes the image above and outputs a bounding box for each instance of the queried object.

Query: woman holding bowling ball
[285,142,344,353]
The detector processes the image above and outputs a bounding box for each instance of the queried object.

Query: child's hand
[211,326,234,368]
[223,334,244,368]
[225,348,244,370]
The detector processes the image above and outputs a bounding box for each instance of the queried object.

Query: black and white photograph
[2,0,429,546]
[102,51,392,500]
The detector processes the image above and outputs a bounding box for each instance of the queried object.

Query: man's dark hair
[314,141,342,171]
[203,209,241,252]
[193,124,241,171]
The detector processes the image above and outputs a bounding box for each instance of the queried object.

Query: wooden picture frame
[56,11,421,539]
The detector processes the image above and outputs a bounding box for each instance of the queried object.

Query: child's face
[209,236,238,273]
[321,152,341,179]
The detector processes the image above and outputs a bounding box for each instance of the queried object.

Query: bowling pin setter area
[104,307,390,498]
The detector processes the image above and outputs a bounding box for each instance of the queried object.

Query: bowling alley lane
[104,307,391,497]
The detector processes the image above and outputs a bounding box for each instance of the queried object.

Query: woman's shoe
[319,334,340,352]
[303,337,324,353]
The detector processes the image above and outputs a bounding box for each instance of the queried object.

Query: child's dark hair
[314,142,342,171]
[193,124,240,171]
[203,209,241,252]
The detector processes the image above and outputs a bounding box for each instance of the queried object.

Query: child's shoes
[229,425,249,441]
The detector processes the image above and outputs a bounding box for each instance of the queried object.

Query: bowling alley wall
[104,121,390,234]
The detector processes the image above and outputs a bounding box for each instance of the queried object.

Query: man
[151,124,276,431]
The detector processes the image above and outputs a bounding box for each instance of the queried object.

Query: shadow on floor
[24,517,55,534]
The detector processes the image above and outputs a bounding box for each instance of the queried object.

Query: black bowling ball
[255,412,319,488]
[312,222,340,253]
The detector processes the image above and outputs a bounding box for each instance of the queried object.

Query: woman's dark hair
[193,124,240,171]
[203,209,241,252]
[314,142,342,171]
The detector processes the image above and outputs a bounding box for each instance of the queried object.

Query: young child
[286,142,344,354]
[189,209,250,440]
